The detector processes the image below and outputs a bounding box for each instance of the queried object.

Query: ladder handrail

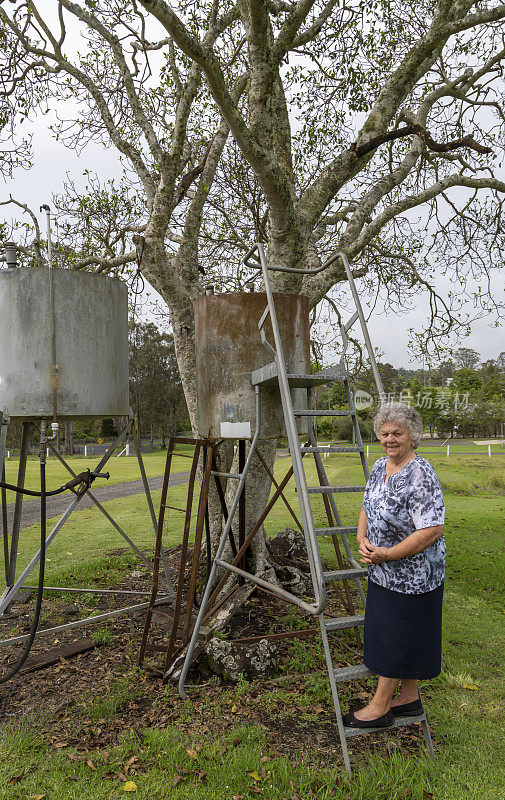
[253,243,327,615]
[243,243,385,399]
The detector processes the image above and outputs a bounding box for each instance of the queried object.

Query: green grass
[1,452,504,797]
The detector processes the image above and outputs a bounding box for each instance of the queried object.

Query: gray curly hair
[373,402,424,448]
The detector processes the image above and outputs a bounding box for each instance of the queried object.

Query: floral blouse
[362,455,445,594]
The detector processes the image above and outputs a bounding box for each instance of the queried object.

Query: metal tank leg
[178,389,263,698]
[0,410,9,606]
[47,441,166,577]
[0,428,126,616]
[132,428,174,598]
[0,409,8,482]
[1,421,30,614]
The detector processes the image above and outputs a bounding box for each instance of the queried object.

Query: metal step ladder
[178,243,435,775]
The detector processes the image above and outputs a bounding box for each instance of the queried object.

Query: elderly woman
[343,402,445,729]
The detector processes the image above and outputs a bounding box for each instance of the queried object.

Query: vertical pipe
[41,205,58,426]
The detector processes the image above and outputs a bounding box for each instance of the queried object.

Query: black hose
[0,479,67,497]
[0,468,108,498]
[0,457,46,683]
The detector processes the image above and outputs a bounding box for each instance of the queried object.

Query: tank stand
[0,421,175,645]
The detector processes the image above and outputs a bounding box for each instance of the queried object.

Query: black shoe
[391,698,423,717]
[342,709,394,729]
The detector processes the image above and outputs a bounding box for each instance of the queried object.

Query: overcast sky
[3,98,504,371]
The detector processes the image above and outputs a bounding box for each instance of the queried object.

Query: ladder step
[333,663,370,682]
[305,485,366,494]
[251,361,336,388]
[325,614,365,631]
[324,568,367,581]
[294,409,353,416]
[344,713,426,738]
[315,526,358,536]
[300,445,363,454]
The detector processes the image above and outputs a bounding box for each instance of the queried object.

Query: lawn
[0,450,504,799]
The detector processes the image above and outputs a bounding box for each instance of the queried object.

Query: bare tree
[140,0,505,347]
[453,346,480,369]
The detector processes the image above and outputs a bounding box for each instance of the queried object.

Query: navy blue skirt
[363,579,444,680]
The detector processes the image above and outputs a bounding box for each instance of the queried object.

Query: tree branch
[352,174,505,257]
[72,252,137,272]
[291,0,339,48]
[60,0,163,163]
[272,0,317,64]
[350,123,492,158]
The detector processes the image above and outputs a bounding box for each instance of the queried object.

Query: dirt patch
[0,549,428,769]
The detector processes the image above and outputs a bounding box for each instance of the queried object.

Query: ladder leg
[419,688,436,759]
[344,379,370,481]
[420,716,436,759]
[319,615,353,777]
[307,426,367,609]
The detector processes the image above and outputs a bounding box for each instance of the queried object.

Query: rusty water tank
[0,267,129,420]
[194,292,310,438]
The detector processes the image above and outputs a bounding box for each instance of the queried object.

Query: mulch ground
[0,545,426,770]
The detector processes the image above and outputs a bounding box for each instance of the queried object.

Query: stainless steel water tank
[0,267,129,420]
[194,292,310,438]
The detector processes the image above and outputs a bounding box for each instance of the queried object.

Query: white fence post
[447,445,450,458]
[84,445,89,457]
[126,443,130,457]
[488,445,492,458]
[366,445,369,458]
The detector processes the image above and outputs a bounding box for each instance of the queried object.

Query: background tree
[454,347,481,370]
[496,352,505,372]
[451,367,482,392]
[129,321,188,446]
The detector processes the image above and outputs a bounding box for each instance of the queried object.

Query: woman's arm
[356,507,368,543]
[357,507,375,560]
[359,525,444,565]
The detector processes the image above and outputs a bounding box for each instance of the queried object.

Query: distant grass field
[1,449,504,798]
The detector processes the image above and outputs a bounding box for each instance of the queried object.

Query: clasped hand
[358,536,391,564]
